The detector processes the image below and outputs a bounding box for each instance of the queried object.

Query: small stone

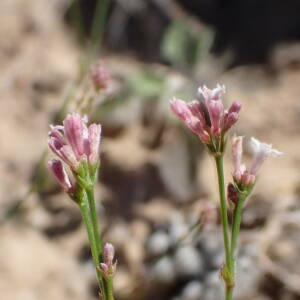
[169,213,188,243]
[151,256,176,283]
[174,245,204,276]
[202,271,223,300]
[181,280,203,300]
[147,231,171,255]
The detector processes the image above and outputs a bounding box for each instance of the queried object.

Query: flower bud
[227,183,238,205]
[228,102,241,114]
[103,243,115,266]
[48,160,75,193]
[90,60,110,91]
[88,124,102,165]
[207,100,224,136]
[224,112,239,131]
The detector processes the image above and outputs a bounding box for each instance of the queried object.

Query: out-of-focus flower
[199,200,218,226]
[48,160,75,194]
[90,60,110,91]
[99,243,117,279]
[231,136,282,187]
[170,84,241,151]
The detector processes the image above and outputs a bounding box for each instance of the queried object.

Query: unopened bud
[227,183,239,205]
[90,60,110,91]
[103,243,115,265]
[99,243,117,279]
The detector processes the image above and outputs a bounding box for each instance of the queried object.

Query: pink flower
[48,160,75,193]
[170,98,210,143]
[48,113,102,170]
[90,60,110,91]
[231,136,282,187]
[170,84,241,146]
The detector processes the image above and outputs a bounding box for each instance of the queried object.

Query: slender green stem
[231,194,246,260]
[86,187,112,300]
[86,188,103,262]
[226,286,233,300]
[91,0,110,53]
[104,278,114,300]
[214,156,232,272]
[78,194,104,290]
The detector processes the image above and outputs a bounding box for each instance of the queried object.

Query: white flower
[249,137,283,175]
[198,83,226,101]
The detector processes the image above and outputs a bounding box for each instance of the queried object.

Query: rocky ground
[1,1,300,300]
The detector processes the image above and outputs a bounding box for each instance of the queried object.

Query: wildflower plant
[48,113,115,300]
[170,84,282,300]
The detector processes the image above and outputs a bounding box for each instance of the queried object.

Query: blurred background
[1,0,300,299]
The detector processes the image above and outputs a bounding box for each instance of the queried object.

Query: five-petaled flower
[170,84,241,153]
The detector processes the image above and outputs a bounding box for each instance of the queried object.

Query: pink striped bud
[63,113,88,160]
[49,126,65,144]
[48,139,79,171]
[187,101,207,129]
[228,102,242,114]
[231,136,244,180]
[224,112,239,131]
[48,160,74,193]
[207,100,224,136]
[88,124,102,165]
[170,98,193,122]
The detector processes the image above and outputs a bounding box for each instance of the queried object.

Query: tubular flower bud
[104,243,115,265]
[207,100,224,136]
[48,160,75,193]
[88,124,102,165]
[99,243,117,278]
[170,84,241,153]
[231,136,282,188]
[228,102,242,114]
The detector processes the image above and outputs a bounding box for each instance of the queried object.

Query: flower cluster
[170,84,241,152]
[48,113,102,195]
[231,136,282,188]
[99,243,117,279]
